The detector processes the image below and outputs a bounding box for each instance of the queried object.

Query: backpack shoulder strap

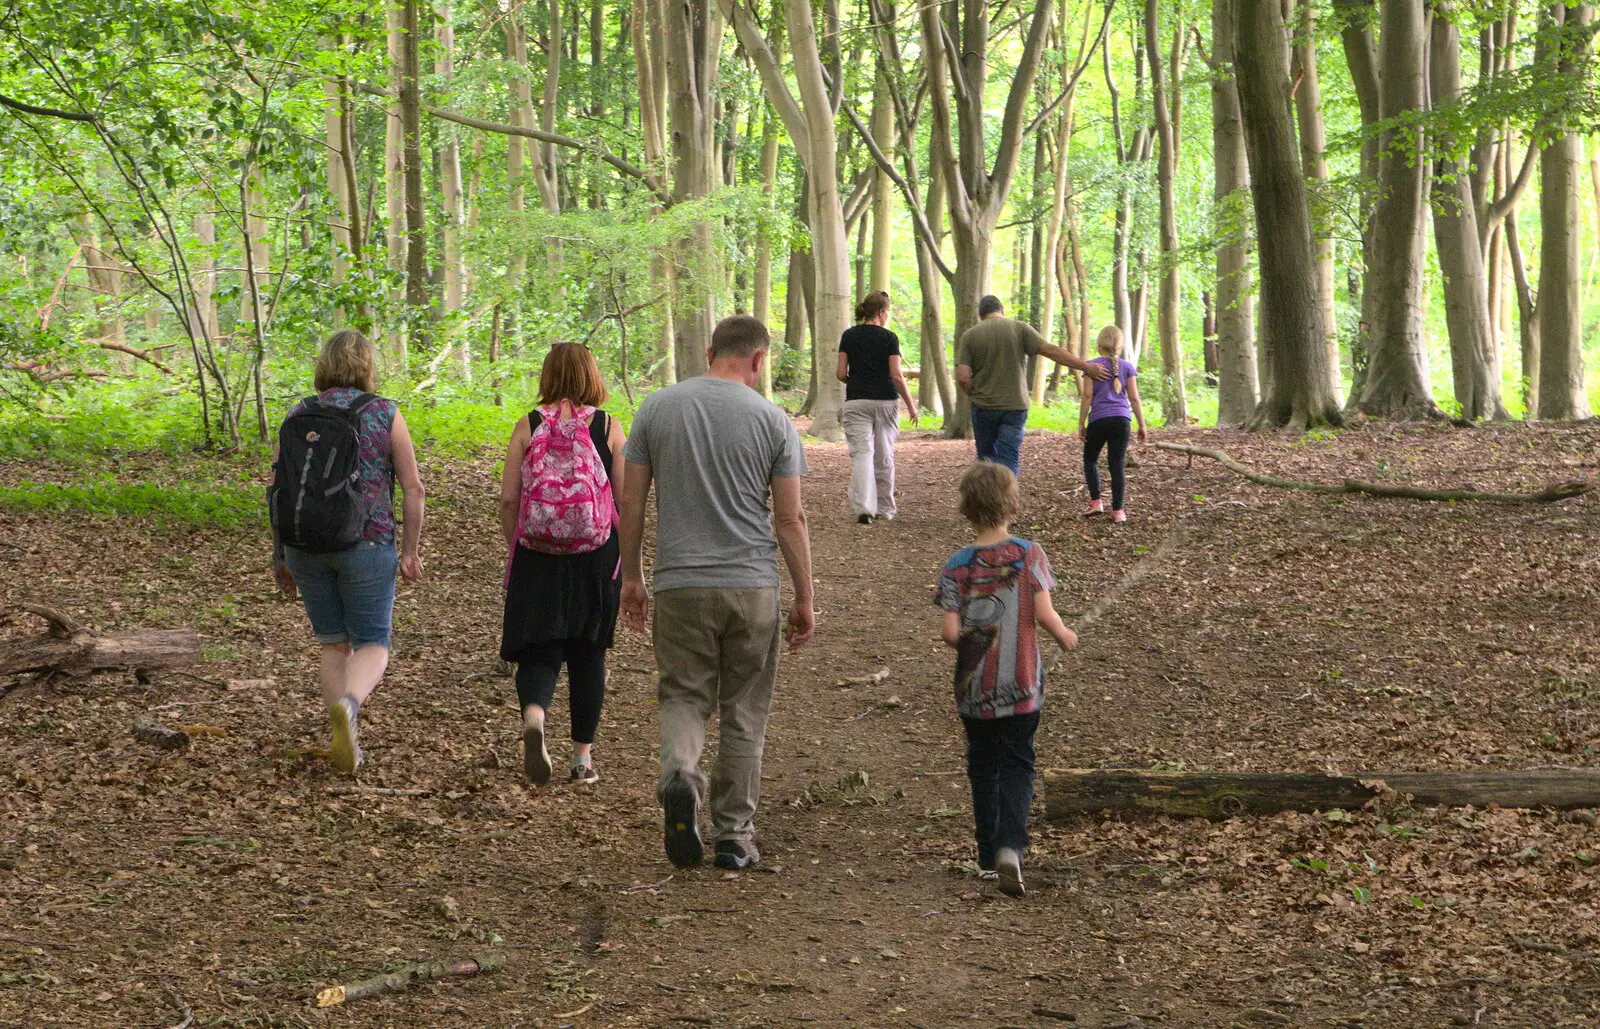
[527,408,543,434]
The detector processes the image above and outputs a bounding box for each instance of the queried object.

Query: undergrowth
[0,480,263,528]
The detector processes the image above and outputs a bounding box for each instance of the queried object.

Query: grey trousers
[653,587,781,844]
[843,398,900,519]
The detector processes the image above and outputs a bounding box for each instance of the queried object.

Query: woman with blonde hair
[1077,326,1147,523]
[499,342,624,786]
[271,330,426,775]
[836,290,918,524]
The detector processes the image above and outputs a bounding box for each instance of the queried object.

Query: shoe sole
[997,854,1026,897]
[661,777,704,868]
[328,703,360,776]
[523,724,552,786]
[569,770,600,786]
[713,851,757,870]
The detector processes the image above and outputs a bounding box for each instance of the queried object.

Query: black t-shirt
[839,324,901,401]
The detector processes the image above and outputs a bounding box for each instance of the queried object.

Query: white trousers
[843,399,901,519]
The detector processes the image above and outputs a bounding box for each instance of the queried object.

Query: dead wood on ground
[1,603,201,680]
[314,951,506,1007]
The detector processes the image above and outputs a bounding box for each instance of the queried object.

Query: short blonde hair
[538,342,609,407]
[314,330,377,392]
[1096,325,1123,358]
[958,461,1020,528]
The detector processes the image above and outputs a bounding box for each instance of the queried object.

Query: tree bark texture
[385,1,407,368]
[399,0,429,340]
[665,0,723,380]
[1146,0,1188,425]
[437,0,468,379]
[1291,0,1339,392]
[1230,0,1341,428]
[0,604,202,679]
[1209,0,1258,425]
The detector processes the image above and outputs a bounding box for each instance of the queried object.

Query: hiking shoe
[1084,499,1104,517]
[713,839,760,870]
[995,847,1026,897]
[522,718,552,786]
[661,773,704,868]
[327,696,363,775]
[857,513,873,525]
[569,761,600,785]
[1111,509,1127,524]
[975,865,999,882]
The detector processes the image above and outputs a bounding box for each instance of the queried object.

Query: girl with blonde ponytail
[1077,326,1147,523]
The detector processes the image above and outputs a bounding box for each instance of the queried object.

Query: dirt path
[3,424,1599,1028]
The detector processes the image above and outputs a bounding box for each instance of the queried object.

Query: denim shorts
[284,541,398,649]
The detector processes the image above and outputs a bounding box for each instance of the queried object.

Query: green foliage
[0,479,262,527]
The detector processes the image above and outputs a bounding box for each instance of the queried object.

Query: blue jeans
[962,711,1039,868]
[284,541,398,649]
[971,406,1027,477]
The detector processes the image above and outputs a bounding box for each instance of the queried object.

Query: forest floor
[3,420,1600,1029]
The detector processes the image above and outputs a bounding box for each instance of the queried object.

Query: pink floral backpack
[516,403,617,555]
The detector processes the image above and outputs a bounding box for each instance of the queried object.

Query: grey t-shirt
[623,376,808,593]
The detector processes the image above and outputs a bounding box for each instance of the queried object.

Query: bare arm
[607,413,627,495]
[942,610,962,648]
[835,350,850,384]
[1034,589,1078,651]
[618,459,653,631]
[1126,376,1149,441]
[888,354,918,423]
[498,417,529,547]
[956,363,973,394]
[1078,371,1094,436]
[1039,341,1110,380]
[390,411,426,581]
[770,474,816,649]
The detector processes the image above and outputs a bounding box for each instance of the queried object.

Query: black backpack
[270,393,379,553]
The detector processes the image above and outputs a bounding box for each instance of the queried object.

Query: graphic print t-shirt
[933,538,1057,720]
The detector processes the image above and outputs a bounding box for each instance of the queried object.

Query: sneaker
[1111,509,1127,524]
[856,513,873,525]
[569,761,600,785]
[1084,499,1104,517]
[522,716,552,786]
[661,773,704,868]
[976,866,999,882]
[713,839,760,870]
[327,696,363,775]
[995,847,1026,897]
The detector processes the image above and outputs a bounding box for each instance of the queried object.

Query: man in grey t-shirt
[619,315,816,872]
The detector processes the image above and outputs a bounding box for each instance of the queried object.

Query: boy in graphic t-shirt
[934,462,1077,897]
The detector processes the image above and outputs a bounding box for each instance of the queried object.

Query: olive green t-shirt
[957,316,1045,411]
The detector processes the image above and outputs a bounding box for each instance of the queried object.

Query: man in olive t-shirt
[956,295,1108,476]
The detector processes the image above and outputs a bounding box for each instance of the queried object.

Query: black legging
[515,640,607,744]
[1083,416,1131,511]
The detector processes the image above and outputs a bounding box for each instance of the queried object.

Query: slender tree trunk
[1353,0,1437,419]
[1535,3,1593,420]
[1336,0,1382,403]
[754,103,780,398]
[437,1,468,379]
[870,37,894,294]
[633,0,674,383]
[1210,0,1258,424]
[1429,8,1505,420]
[190,207,216,351]
[385,2,407,369]
[1291,0,1339,392]
[1505,211,1540,413]
[1146,0,1187,425]
[1230,0,1341,428]
[323,63,351,327]
[399,0,429,345]
[1032,121,1072,406]
[917,156,952,416]
[665,0,723,380]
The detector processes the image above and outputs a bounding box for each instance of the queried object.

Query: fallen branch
[834,668,891,688]
[1046,768,1600,821]
[314,950,505,1007]
[1153,442,1592,504]
[1,603,202,680]
[326,786,432,797]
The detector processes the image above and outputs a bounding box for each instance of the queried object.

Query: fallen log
[131,718,190,751]
[1152,442,1592,504]
[314,950,505,1007]
[1,603,201,679]
[1045,769,1600,821]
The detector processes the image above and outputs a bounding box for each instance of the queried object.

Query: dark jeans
[962,711,1039,868]
[971,406,1027,477]
[1083,416,1131,510]
[515,640,607,744]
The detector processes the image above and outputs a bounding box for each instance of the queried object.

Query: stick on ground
[1152,442,1592,504]
[315,950,505,1007]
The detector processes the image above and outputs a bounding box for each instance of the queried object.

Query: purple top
[286,387,398,543]
[1086,357,1137,423]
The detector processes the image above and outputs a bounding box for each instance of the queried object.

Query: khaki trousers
[843,399,900,519]
[653,587,781,844]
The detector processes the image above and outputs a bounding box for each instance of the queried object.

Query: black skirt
[499,531,621,661]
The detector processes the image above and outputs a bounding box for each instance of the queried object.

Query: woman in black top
[498,342,623,787]
[836,291,919,524]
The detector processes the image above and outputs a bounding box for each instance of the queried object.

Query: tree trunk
[1032,121,1072,407]
[189,207,215,350]
[917,158,951,416]
[1046,768,1600,821]
[0,604,201,679]
[665,0,723,380]
[869,38,894,294]
[1535,3,1593,421]
[385,2,408,369]
[437,0,468,379]
[1210,0,1258,425]
[399,0,430,343]
[633,0,674,384]
[1146,0,1187,425]
[1429,9,1506,421]
[323,65,352,327]
[1505,210,1540,413]
[1352,0,1436,419]
[1231,0,1341,428]
[754,103,780,398]
[1291,0,1339,392]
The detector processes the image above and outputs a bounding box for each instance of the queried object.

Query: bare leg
[344,645,389,706]
[320,642,353,704]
